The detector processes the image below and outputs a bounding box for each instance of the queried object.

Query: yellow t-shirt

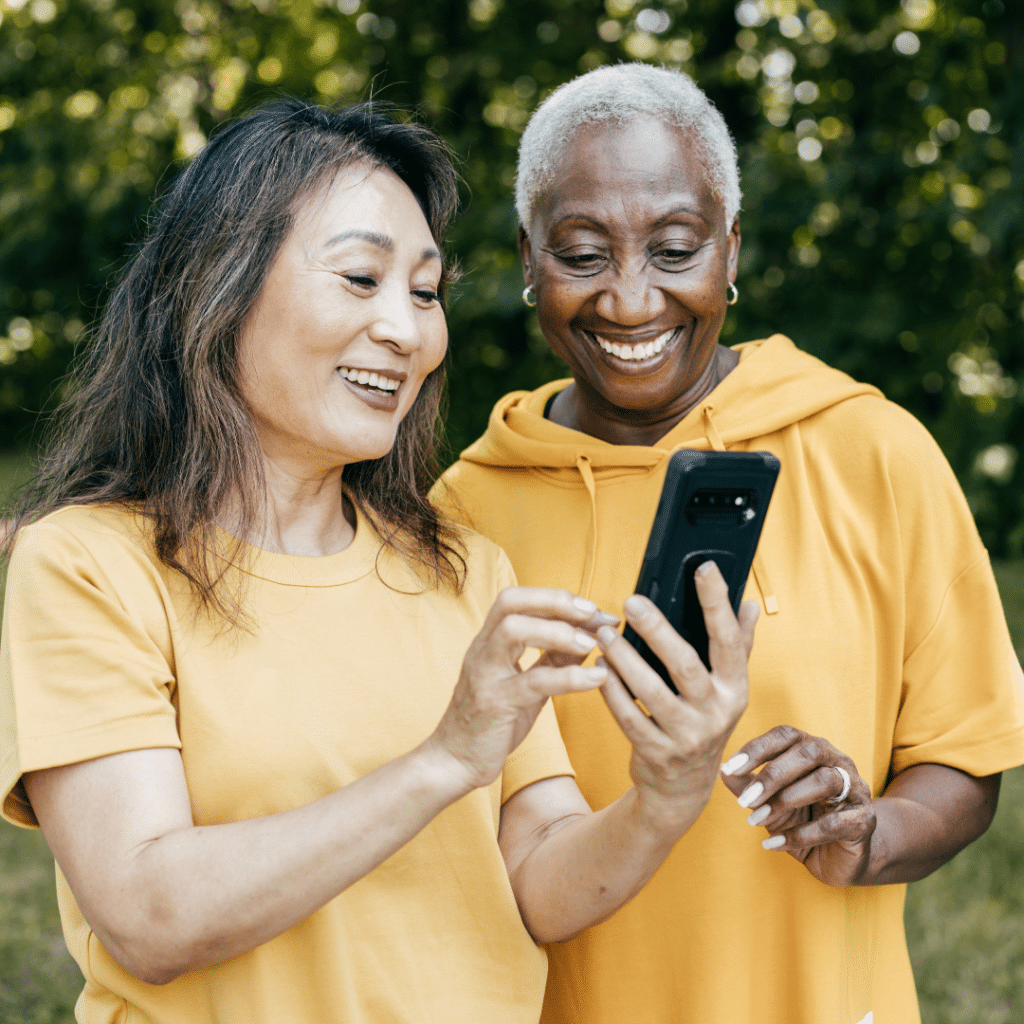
[0,502,573,1024]
[437,336,1024,1024]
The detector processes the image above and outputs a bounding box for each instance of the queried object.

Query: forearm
[508,786,693,943]
[88,741,469,983]
[858,764,1000,886]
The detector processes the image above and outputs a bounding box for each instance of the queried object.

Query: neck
[550,344,740,446]
[225,457,355,557]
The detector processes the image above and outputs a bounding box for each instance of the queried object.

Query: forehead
[534,117,721,231]
[292,161,435,247]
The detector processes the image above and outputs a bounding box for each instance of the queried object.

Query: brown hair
[5,98,466,617]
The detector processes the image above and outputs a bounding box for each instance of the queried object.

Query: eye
[343,274,378,290]
[655,245,697,265]
[413,288,441,305]
[556,251,607,275]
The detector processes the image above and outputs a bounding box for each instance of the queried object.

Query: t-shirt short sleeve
[1,512,181,826]
[501,700,575,804]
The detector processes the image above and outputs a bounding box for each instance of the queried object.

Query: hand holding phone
[622,449,779,691]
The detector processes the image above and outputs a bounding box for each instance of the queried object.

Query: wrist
[626,786,700,851]
[413,734,485,805]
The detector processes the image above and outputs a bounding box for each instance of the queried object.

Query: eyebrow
[323,228,443,263]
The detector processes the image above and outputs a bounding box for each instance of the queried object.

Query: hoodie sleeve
[882,406,1024,776]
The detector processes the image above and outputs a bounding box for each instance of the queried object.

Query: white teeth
[338,367,400,392]
[594,328,675,361]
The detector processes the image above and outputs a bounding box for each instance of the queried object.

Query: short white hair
[515,63,741,231]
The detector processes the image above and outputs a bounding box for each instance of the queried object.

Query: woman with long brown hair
[0,99,756,1023]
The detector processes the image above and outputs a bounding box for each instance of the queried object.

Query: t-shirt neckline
[215,499,381,588]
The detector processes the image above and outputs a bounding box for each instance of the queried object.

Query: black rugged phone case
[622,449,780,690]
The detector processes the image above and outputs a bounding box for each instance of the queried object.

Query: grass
[0,449,1022,1021]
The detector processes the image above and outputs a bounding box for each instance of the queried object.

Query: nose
[593,267,666,326]
[367,282,423,353]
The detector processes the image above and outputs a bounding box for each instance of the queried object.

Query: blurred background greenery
[0,0,1022,1020]
[0,0,1021,546]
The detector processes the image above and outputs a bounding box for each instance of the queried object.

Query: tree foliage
[0,0,1020,548]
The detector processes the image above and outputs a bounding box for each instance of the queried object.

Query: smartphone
[622,449,780,691]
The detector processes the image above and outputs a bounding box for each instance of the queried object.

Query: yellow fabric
[436,335,1024,1024]
[1,502,573,1024]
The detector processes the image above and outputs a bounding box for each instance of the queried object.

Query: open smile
[587,326,682,364]
[337,366,403,393]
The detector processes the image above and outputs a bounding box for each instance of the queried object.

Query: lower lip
[338,372,401,411]
[589,327,683,371]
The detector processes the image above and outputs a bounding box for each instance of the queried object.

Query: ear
[518,227,534,287]
[726,217,741,283]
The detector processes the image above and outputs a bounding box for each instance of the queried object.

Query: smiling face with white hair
[516,66,742,446]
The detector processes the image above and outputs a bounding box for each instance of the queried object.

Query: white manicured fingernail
[762,834,785,850]
[737,781,763,808]
[573,597,597,614]
[747,804,771,826]
[720,752,749,776]
[575,631,597,651]
[597,625,619,647]
[582,666,607,684]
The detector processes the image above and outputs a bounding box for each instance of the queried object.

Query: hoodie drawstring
[702,405,726,453]
[702,405,779,616]
[575,454,599,600]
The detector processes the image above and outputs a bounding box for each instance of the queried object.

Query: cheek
[536,284,584,339]
[429,316,449,368]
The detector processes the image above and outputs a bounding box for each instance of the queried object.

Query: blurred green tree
[0,0,1020,548]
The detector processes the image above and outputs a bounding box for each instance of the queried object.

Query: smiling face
[520,116,740,443]
[237,162,448,478]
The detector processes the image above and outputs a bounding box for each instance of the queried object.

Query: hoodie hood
[451,335,882,608]
[460,335,881,470]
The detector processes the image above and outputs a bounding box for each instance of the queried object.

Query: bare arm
[718,726,1001,887]
[868,763,999,884]
[500,561,758,942]
[24,587,614,985]
[25,743,470,985]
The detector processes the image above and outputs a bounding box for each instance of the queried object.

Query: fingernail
[596,625,619,647]
[762,835,785,850]
[573,596,597,614]
[737,781,763,808]
[575,631,597,651]
[623,594,650,618]
[720,752,749,776]
[594,611,621,625]
[747,804,771,827]
[694,560,713,577]
[582,666,607,684]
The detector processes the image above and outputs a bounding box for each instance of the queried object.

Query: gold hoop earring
[522,286,537,308]
[727,282,739,306]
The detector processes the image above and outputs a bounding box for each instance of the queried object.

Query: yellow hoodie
[438,335,1024,1024]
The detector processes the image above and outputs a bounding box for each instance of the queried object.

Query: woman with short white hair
[439,62,1024,1024]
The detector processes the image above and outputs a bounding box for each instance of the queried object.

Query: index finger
[718,724,806,795]
[485,587,619,634]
